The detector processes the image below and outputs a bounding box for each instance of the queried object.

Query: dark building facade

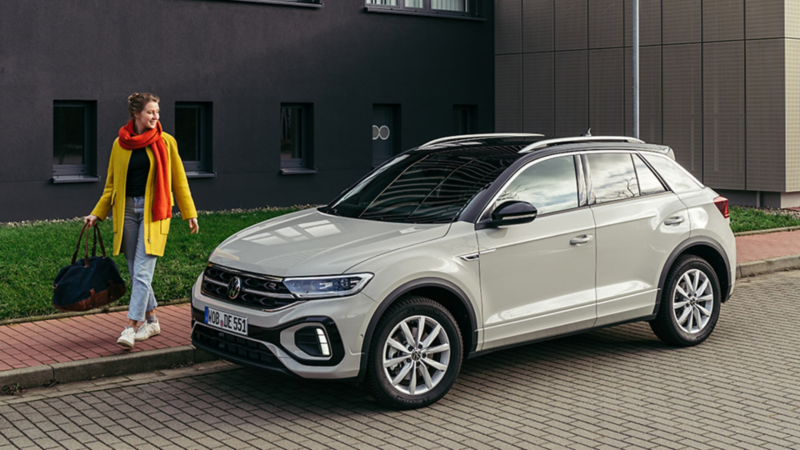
[0,0,494,222]
[495,0,800,208]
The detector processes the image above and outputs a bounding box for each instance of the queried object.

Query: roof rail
[518,136,645,153]
[421,133,544,148]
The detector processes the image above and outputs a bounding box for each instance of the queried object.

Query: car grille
[193,324,282,368]
[201,264,299,311]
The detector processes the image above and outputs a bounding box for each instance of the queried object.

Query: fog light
[295,326,331,357]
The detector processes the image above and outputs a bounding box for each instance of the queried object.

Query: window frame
[280,103,314,173]
[365,0,484,21]
[227,0,322,8]
[478,154,586,223]
[52,100,97,182]
[175,102,214,176]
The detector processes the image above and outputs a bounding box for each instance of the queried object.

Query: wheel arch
[655,237,732,315]
[357,278,478,383]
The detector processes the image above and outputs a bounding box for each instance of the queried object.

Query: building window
[175,102,212,174]
[453,105,477,135]
[53,101,96,180]
[281,104,313,170]
[373,104,401,167]
[366,0,481,18]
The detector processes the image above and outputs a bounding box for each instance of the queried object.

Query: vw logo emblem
[228,277,242,300]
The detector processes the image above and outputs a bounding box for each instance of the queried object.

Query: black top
[125,148,150,198]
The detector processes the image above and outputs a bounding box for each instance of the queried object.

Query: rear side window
[633,155,667,195]
[495,155,579,215]
[586,153,639,204]
[642,154,703,193]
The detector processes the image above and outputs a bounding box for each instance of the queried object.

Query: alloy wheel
[382,315,451,396]
[672,268,715,334]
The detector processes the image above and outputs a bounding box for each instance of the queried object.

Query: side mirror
[486,201,538,228]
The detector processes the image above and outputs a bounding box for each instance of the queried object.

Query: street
[2,271,799,450]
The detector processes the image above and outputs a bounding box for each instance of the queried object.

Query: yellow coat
[91,132,197,257]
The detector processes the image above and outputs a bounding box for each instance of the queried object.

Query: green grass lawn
[1,205,799,321]
[729,206,800,233]
[0,207,305,321]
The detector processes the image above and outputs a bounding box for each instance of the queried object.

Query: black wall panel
[496,0,522,54]
[522,0,554,53]
[0,0,495,221]
[555,51,589,137]
[746,0,785,39]
[703,0,744,42]
[589,0,623,49]
[625,46,662,144]
[663,44,703,179]
[703,41,745,190]
[747,39,786,192]
[496,55,524,132]
[555,0,588,51]
[523,52,555,137]
[589,49,624,136]
[663,0,702,44]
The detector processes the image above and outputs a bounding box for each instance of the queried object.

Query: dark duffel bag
[52,223,126,312]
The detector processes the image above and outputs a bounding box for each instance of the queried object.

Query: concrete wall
[496,0,799,205]
[0,0,494,222]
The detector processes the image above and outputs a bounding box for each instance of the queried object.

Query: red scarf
[118,120,171,221]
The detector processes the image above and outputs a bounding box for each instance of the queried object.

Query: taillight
[713,196,729,219]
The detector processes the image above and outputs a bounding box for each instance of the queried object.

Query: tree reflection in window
[586,153,640,204]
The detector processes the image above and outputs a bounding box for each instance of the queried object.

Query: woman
[85,93,199,348]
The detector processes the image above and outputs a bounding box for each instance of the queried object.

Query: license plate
[205,307,248,336]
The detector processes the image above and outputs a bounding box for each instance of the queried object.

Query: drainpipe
[633,0,640,140]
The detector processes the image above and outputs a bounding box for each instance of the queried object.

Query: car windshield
[323,145,524,224]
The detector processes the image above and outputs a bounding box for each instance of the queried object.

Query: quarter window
[642,154,703,193]
[633,155,666,196]
[496,156,579,215]
[53,101,96,181]
[586,153,639,204]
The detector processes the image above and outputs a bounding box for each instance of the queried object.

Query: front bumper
[190,274,376,379]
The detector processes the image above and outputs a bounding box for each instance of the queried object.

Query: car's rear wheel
[366,296,463,409]
[650,255,721,346]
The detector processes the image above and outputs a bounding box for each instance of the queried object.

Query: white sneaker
[134,321,161,341]
[117,327,135,348]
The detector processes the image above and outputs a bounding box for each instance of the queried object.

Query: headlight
[283,273,374,299]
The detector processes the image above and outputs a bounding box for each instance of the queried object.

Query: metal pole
[633,0,640,139]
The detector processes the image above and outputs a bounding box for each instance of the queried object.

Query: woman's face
[134,101,160,132]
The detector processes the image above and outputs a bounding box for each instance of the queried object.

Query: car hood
[208,208,450,277]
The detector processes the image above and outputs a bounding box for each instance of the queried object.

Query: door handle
[570,235,593,246]
[664,216,685,226]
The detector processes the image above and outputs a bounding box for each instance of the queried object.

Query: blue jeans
[122,196,158,322]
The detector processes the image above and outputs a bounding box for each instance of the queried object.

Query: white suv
[191,134,736,409]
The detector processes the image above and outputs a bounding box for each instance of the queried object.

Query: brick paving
[0,305,190,371]
[2,271,800,449]
[736,229,800,263]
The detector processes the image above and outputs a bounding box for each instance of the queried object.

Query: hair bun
[127,93,140,103]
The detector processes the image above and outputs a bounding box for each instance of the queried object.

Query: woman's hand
[189,218,199,234]
[84,215,100,228]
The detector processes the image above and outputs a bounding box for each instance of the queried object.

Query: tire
[366,296,463,410]
[650,255,722,347]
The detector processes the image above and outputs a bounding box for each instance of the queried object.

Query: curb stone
[737,254,800,279]
[0,346,217,392]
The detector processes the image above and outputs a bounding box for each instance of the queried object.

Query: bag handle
[71,223,90,267]
[92,224,108,257]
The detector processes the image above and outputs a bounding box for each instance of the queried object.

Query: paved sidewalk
[2,229,800,391]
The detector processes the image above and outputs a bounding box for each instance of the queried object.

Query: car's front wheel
[650,255,721,346]
[366,296,463,409]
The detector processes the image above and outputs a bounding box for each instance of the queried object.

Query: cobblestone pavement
[1,271,799,450]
